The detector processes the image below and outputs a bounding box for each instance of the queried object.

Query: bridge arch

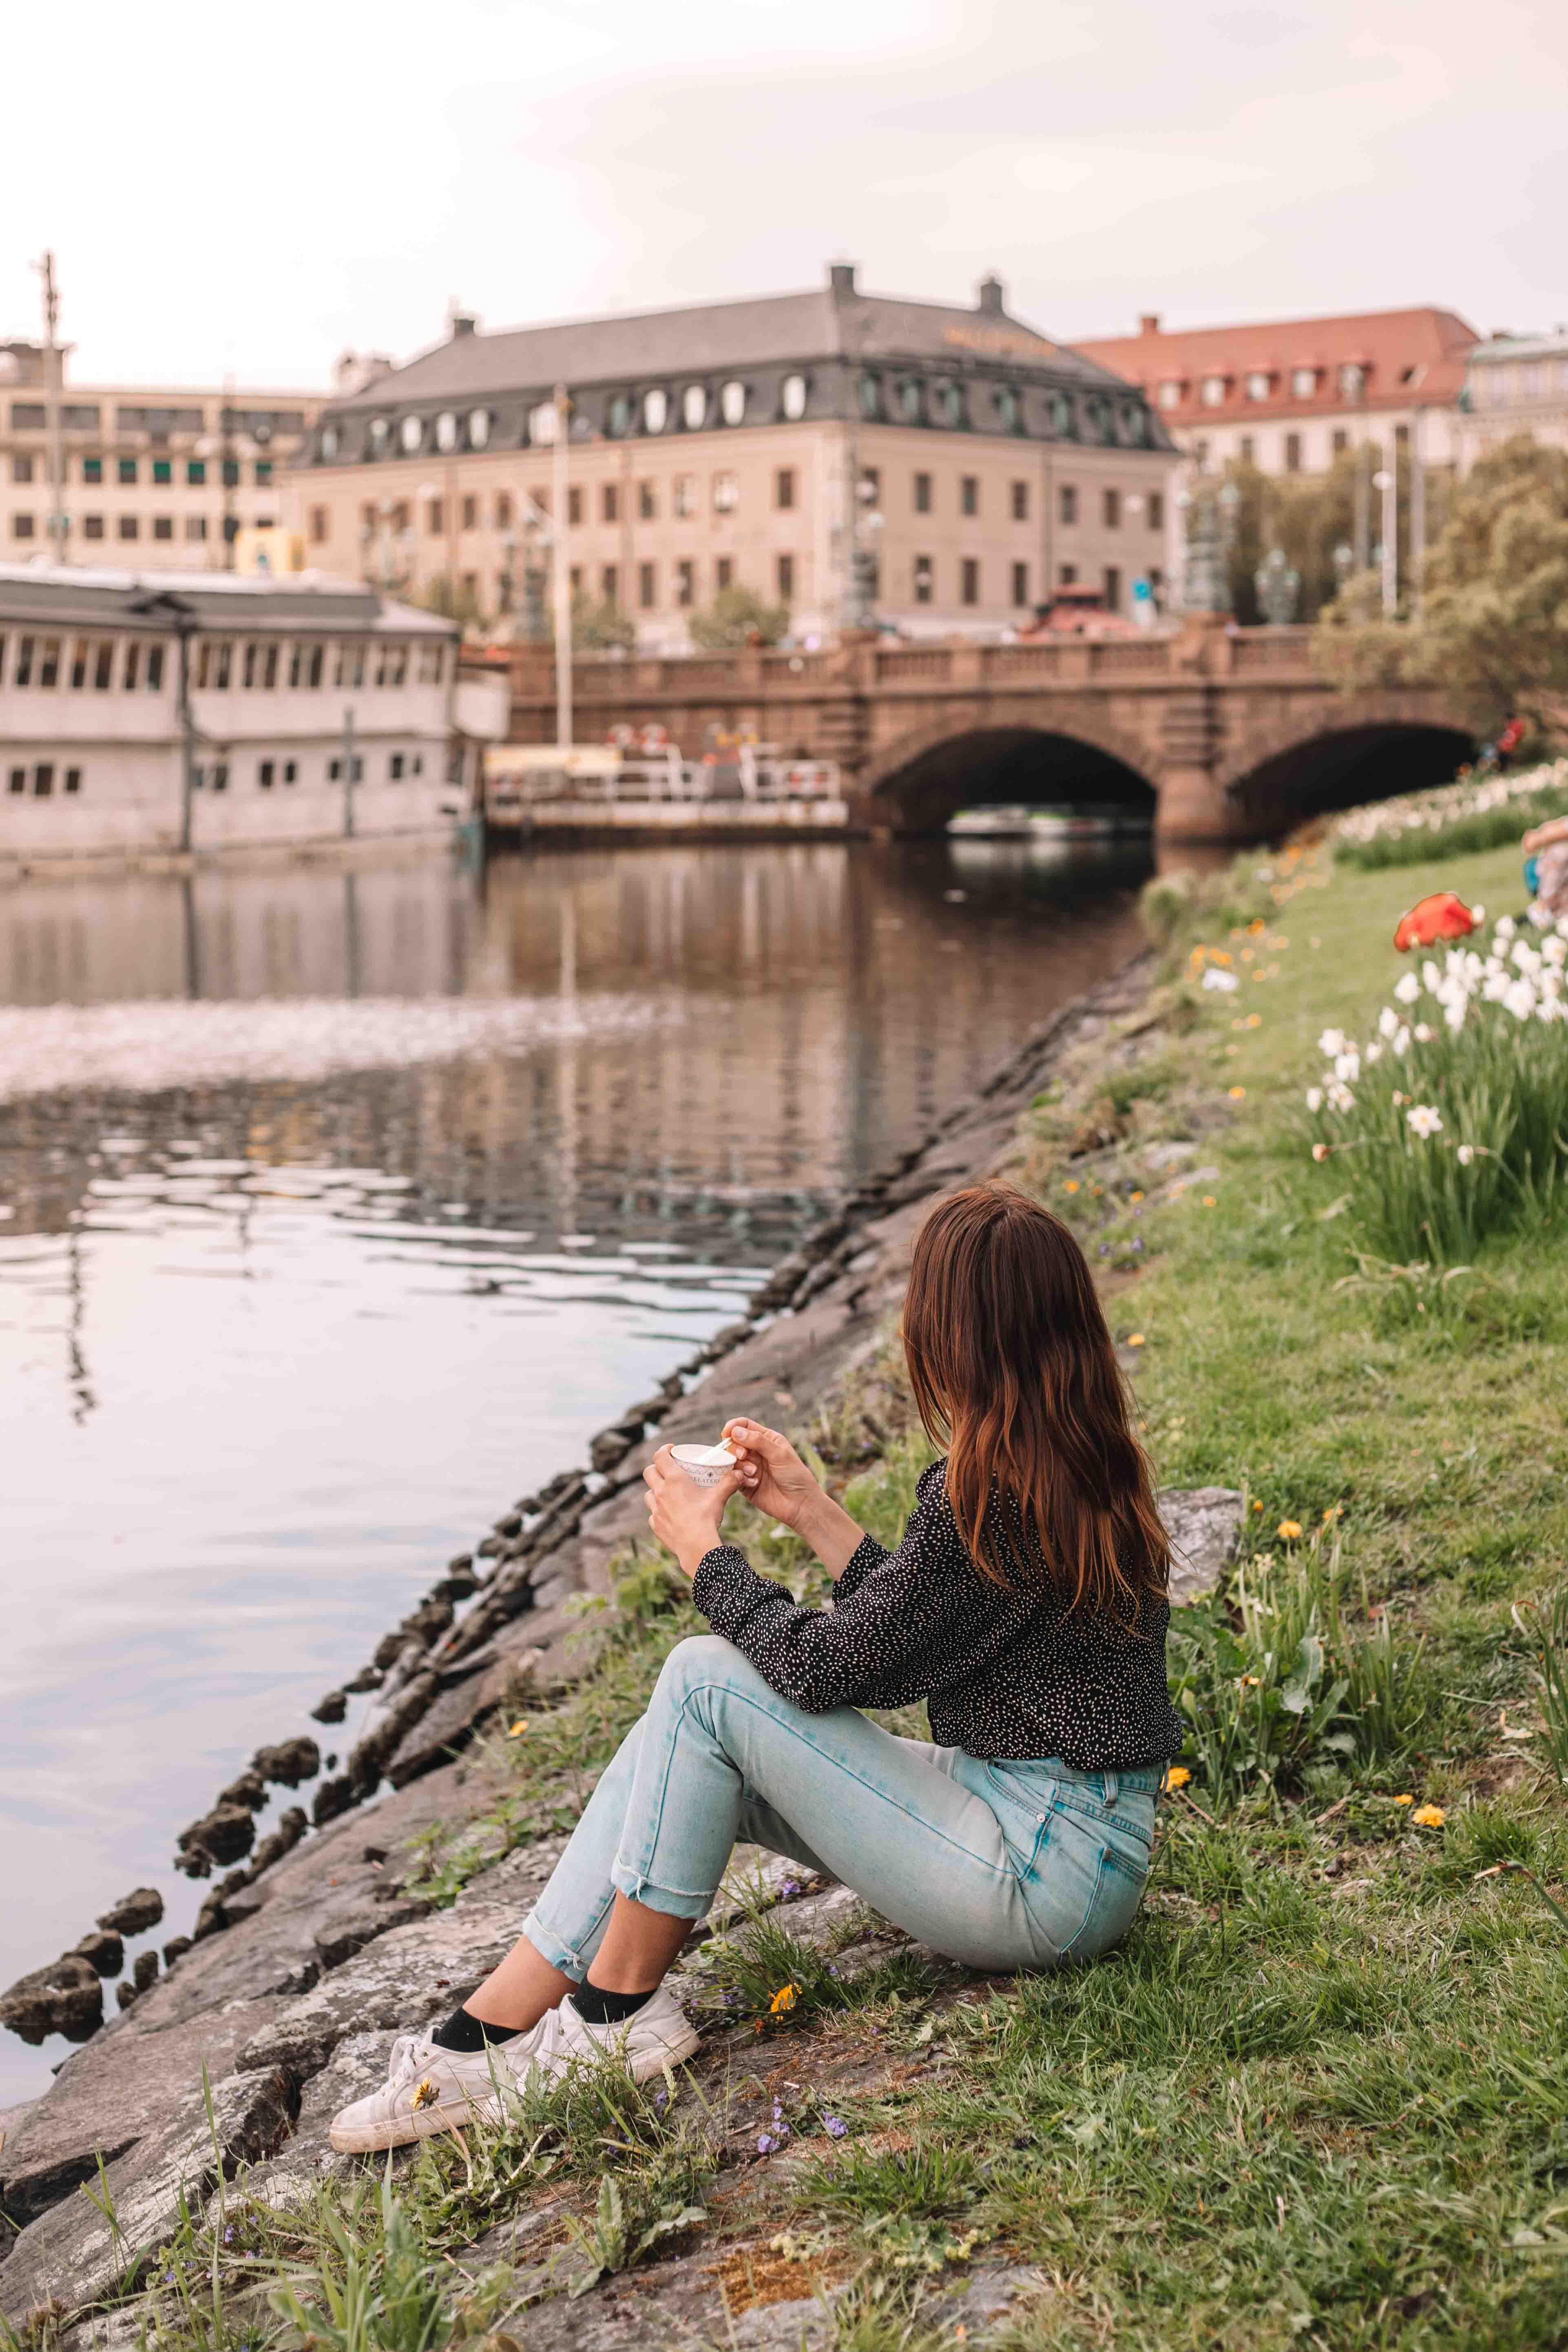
[1219,697,1476,831]
[862,719,1159,835]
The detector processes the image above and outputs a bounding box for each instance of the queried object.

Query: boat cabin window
[95,642,115,690]
[38,637,62,688]
[70,639,91,690]
[417,643,445,684]
[376,642,409,688]
[243,641,258,689]
[288,643,302,688]
[307,644,325,689]
[124,641,140,690]
[261,644,277,690]
[14,635,34,687]
[146,644,165,691]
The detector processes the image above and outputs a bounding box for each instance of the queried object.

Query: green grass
[16,832,1568,2352]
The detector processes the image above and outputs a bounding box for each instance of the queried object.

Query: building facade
[1457,331,1568,466]
[1073,307,1478,480]
[292,265,1178,645]
[0,341,323,571]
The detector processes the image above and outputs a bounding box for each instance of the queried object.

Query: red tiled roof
[1070,305,1479,426]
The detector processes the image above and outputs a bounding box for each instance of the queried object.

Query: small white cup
[670,1443,736,1487]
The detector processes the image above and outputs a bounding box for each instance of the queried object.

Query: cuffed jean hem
[609,1855,716,1920]
[520,1900,610,1982]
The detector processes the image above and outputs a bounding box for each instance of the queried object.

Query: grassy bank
[15,838,1568,2352]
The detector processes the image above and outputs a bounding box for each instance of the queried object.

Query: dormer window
[1290,366,1317,398]
[469,409,490,448]
[320,426,339,460]
[529,401,559,445]
[1244,370,1270,401]
[719,380,746,425]
[435,412,458,453]
[1158,380,1182,408]
[643,388,669,433]
[682,384,708,429]
[1339,362,1367,400]
[369,418,391,456]
[1199,374,1227,407]
[399,415,423,454]
[781,373,808,420]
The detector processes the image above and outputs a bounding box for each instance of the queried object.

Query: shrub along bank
[8,835,1568,2352]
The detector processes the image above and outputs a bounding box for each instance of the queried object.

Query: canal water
[0,836,1148,2102]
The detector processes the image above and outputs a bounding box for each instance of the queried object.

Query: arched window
[643,387,669,434]
[781,373,808,420]
[929,379,961,427]
[994,384,1020,431]
[682,384,708,429]
[529,401,559,445]
[320,425,339,460]
[606,392,632,438]
[469,409,491,449]
[369,418,391,456]
[896,378,922,423]
[719,379,746,425]
[435,412,458,453]
[399,415,423,454]
[858,372,882,420]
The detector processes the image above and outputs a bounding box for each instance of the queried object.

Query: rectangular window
[601,484,618,524]
[494,491,513,530]
[146,644,164,690]
[416,642,442,684]
[568,565,582,600]
[638,560,656,608]
[70,639,89,690]
[712,471,738,513]
[153,516,174,540]
[255,460,273,485]
[7,767,24,793]
[118,458,138,485]
[243,642,257,688]
[12,514,35,540]
[1238,436,1254,466]
[567,486,583,526]
[776,552,794,601]
[283,760,297,784]
[1147,491,1164,529]
[913,554,933,604]
[216,642,233,689]
[124,641,141,690]
[39,637,61,686]
[390,752,405,781]
[1103,486,1121,527]
[64,766,81,794]
[153,458,173,485]
[1011,560,1029,607]
[913,470,932,514]
[288,643,302,689]
[1010,479,1028,522]
[13,635,33,685]
[186,460,206,485]
[1103,565,1121,611]
[211,762,229,792]
[118,515,139,540]
[601,563,619,606]
[961,475,978,517]
[11,454,33,484]
[197,641,213,690]
[1059,482,1078,525]
[84,514,104,540]
[459,495,478,530]
[221,459,240,489]
[94,641,114,690]
[427,498,443,535]
[259,759,274,788]
[1332,428,1349,456]
[1284,432,1302,473]
[261,643,278,689]
[960,557,980,606]
[677,558,695,607]
[1059,562,1077,586]
[310,504,328,544]
[83,456,103,484]
[33,763,55,797]
[328,758,341,781]
[638,480,656,520]
[774,467,796,511]
[186,516,208,541]
[674,474,695,518]
[715,556,733,591]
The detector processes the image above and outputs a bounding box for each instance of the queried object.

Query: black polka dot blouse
[693,1460,1185,1770]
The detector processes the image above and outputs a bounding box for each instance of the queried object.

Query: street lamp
[849,468,882,629]
[1333,541,1354,597]
[1372,467,1397,615]
[1254,545,1300,625]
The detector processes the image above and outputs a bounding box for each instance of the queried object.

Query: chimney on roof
[1139,313,1161,336]
[977,273,1005,316]
[828,261,857,296]
[449,310,478,339]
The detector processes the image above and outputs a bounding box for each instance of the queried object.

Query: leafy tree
[571,594,635,653]
[1314,436,1568,734]
[1217,446,1444,625]
[413,572,486,631]
[688,583,789,651]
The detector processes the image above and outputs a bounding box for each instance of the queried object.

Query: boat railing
[487,749,840,809]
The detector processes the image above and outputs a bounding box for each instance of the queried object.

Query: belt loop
[1104,1771,1120,1807]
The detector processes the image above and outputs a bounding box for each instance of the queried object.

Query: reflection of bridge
[500,620,1471,842]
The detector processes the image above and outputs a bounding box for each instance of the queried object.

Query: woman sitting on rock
[330,1182,1181,2151]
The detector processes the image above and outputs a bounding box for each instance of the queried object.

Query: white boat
[0,564,508,868]
[947,805,1147,842]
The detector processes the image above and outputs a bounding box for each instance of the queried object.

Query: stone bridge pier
[499,619,1471,843]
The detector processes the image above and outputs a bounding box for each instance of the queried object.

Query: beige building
[0,340,322,570]
[293,264,1179,645]
[1457,330,1568,467]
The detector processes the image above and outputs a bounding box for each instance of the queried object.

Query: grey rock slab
[0,2062,294,2327]
[234,1901,523,2079]
[1161,1485,1244,1605]
[95,1889,163,1938]
[217,2029,400,2217]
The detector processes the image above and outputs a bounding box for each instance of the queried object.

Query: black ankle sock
[570,1982,656,2026]
[430,2004,524,2053]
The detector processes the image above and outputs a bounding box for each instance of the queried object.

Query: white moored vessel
[0,564,507,868]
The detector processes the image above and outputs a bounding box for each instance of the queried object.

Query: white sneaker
[524,1987,700,2086]
[328,2024,544,2153]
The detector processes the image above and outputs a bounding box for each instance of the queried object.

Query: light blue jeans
[522,1633,1159,1977]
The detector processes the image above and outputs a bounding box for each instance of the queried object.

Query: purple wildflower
[779,1879,802,1898]
[824,2116,848,2140]
[756,2133,776,2155]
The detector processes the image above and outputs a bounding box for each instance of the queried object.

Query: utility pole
[552,383,573,748]
[221,375,238,572]
[342,704,356,838]
[38,251,68,565]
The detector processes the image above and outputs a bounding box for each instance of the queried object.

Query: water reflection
[0,837,1148,2100]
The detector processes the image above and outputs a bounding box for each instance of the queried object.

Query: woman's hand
[720,1418,823,1531]
[642,1447,742,1579]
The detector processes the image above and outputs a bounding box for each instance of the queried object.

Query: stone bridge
[498,620,1470,842]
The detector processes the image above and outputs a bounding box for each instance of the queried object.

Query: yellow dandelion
[1126,1333,1146,1348]
[1064,1179,1080,1194]
[411,2078,439,2111]
[1164,1765,1192,1790]
[1245,1014,1262,1029]
[507,1719,530,1738]
[1130,1189,1144,1203]
[1393,1793,1415,1807]
[1241,1674,1263,1689]
[1252,1500,1264,1513]
[1277,1519,1303,1541]
[770,1983,800,2015]
[1323,1504,1342,1522]
[1203,1195,1217,1207]
[1248,918,1266,934]
[1228,1086,1246,1100]
[1412,1804,1446,1829]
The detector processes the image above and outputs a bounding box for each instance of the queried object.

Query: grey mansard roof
[305,269,1175,460]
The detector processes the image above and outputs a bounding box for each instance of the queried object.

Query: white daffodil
[1305,1086,1324,1112]
[1512,940,1542,975]
[1443,997,1467,1033]
[1413,1022,1435,1043]
[1201,967,1240,992]
[1378,1006,1400,1039]
[1364,1040,1384,1063]
[1394,972,1422,1005]
[1503,979,1536,1020]
[1543,934,1567,968]
[1392,1026,1411,1057]
[1471,905,1486,925]
[1405,1104,1443,1138]
[1457,1144,1475,1165]
[1334,1051,1361,1083]
[1495,915,1516,941]
[1318,1027,1347,1058]
[1422,959,1441,992]
[1327,1081,1356,1113]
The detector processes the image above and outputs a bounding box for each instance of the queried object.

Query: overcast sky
[4,0,1564,391]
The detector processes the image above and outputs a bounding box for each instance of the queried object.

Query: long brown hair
[902,1182,1168,1615]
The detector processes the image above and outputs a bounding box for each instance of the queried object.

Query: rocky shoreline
[0,949,1243,2340]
